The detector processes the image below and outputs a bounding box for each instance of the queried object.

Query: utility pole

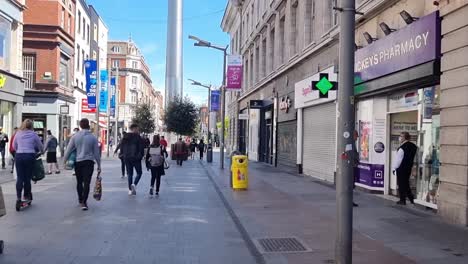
[220,49,227,169]
[95,70,100,138]
[335,0,356,263]
[114,67,119,147]
[106,66,112,157]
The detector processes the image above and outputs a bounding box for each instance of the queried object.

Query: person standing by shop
[198,139,206,160]
[174,138,186,166]
[13,120,43,208]
[145,135,168,196]
[44,130,60,175]
[9,127,18,173]
[0,127,9,169]
[63,118,101,211]
[393,132,417,205]
[121,124,144,195]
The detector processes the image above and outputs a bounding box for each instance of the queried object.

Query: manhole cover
[255,237,312,253]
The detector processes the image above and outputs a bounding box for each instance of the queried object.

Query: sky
[87,0,230,105]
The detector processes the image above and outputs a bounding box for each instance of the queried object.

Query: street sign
[279,96,291,112]
[238,113,249,120]
[59,105,69,115]
[249,100,264,109]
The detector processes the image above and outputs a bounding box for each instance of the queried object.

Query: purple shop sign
[355,11,441,84]
[355,163,385,188]
[226,55,243,91]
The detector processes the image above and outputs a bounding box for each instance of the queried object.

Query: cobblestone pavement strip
[0,157,257,264]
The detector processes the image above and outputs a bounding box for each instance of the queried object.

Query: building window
[68,14,71,34]
[291,1,299,55]
[61,8,65,28]
[59,56,69,87]
[87,24,90,44]
[112,60,120,68]
[82,18,85,40]
[92,51,97,60]
[255,45,259,83]
[279,16,285,65]
[132,61,138,69]
[132,76,137,85]
[78,11,81,34]
[23,54,36,90]
[76,45,80,71]
[0,15,12,71]
[269,27,275,72]
[332,0,338,26]
[131,91,137,103]
[81,50,85,74]
[261,38,266,78]
[305,0,313,44]
[93,24,98,41]
[111,46,121,53]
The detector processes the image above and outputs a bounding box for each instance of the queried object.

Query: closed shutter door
[302,103,336,183]
[277,121,297,168]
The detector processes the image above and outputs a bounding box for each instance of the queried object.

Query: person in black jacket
[392,132,417,205]
[0,127,9,169]
[198,139,206,160]
[121,124,144,195]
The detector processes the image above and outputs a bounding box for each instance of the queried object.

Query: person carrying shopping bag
[145,135,168,196]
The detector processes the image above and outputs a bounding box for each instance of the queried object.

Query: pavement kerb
[199,159,266,264]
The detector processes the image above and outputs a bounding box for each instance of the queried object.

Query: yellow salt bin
[231,155,249,190]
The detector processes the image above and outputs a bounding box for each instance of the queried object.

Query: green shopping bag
[32,158,45,183]
[65,151,76,170]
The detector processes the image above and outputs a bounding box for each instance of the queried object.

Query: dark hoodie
[121,133,144,161]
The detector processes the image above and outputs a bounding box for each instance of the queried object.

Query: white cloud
[140,43,159,55]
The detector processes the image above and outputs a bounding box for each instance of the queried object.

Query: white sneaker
[131,184,136,195]
[128,190,132,195]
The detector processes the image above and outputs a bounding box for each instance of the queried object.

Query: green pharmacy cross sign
[312,73,338,98]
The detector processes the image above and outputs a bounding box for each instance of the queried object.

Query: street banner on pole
[84,60,98,109]
[110,77,116,117]
[226,55,243,91]
[99,69,108,113]
[210,90,220,111]
[82,98,96,113]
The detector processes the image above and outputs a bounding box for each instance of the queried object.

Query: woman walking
[145,135,168,196]
[12,119,43,209]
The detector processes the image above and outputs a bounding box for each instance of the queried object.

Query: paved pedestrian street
[0,158,256,264]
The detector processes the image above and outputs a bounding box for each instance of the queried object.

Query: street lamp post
[188,79,212,142]
[189,35,229,169]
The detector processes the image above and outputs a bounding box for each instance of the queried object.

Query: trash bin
[207,143,213,163]
[231,155,248,190]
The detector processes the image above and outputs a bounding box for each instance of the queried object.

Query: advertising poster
[82,98,96,113]
[210,90,220,111]
[226,55,243,91]
[84,60,98,109]
[359,121,371,162]
[110,77,116,117]
[99,70,108,113]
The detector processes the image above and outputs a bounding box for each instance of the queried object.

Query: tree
[164,96,199,136]
[131,103,156,134]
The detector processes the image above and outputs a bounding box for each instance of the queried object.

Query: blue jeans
[15,153,35,200]
[125,159,142,190]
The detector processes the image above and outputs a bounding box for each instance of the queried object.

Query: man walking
[393,132,417,205]
[64,119,101,211]
[174,137,186,166]
[121,124,144,195]
[0,127,9,169]
[44,130,60,174]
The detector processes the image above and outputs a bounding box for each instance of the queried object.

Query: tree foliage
[164,96,199,136]
[131,103,156,134]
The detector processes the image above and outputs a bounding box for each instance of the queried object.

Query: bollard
[207,143,213,163]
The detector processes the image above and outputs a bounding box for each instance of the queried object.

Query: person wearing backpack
[121,124,145,195]
[12,120,43,209]
[44,130,60,174]
[145,135,168,196]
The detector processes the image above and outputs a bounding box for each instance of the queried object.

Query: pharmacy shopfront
[354,11,441,209]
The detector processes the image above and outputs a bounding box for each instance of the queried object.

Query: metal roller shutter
[302,103,336,183]
[277,121,297,168]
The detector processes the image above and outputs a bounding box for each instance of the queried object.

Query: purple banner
[355,11,440,84]
[355,163,384,188]
[226,55,243,90]
[210,90,220,112]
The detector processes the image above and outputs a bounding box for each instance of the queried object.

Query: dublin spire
[165,0,183,107]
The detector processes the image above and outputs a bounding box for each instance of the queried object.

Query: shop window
[0,15,12,71]
[23,54,36,90]
[59,56,69,87]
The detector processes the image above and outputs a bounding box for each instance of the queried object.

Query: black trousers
[150,167,162,192]
[199,151,204,160]
[176,154,184,166]
[397,169,414,202]
[119,157,126,176]
[15,153,35,200]
[75,160,95,204]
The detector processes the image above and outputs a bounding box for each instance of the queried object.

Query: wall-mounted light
[354,44,362,51]
[400,10,418,25]
[379,22,396,36]
[363,32,377,44]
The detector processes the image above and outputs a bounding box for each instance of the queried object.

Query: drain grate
[255,237,311,253]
